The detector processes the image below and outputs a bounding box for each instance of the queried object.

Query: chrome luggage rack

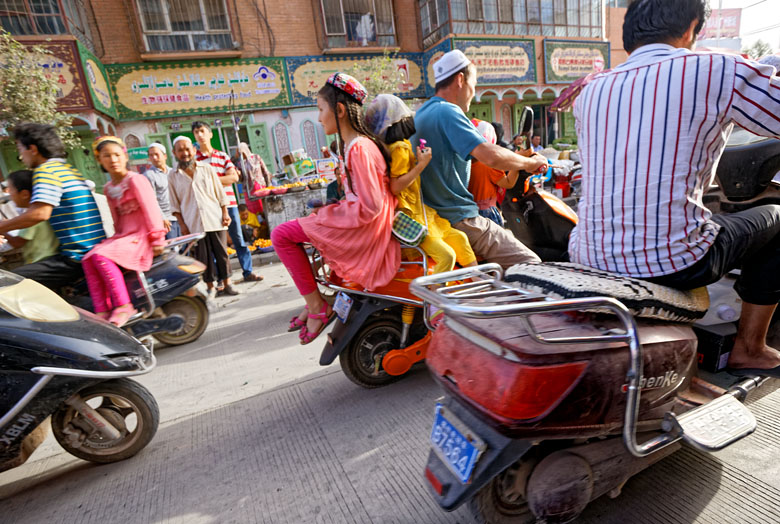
[409,263,696,459]
[308,243,429,307]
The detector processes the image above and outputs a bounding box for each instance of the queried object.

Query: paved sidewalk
[1,263,779,523]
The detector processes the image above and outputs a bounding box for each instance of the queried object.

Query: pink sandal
[288,306,308,332]
[299,302,335,345]
[108,304,138,327]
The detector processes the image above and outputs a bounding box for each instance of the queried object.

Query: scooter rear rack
[309,243,428,307]
[410,264,768,458]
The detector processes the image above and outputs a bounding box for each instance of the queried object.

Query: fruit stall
[251,177,330,233]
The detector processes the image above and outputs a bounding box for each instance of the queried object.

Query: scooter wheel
[153,295,209,346]
[51,378,159,464]
[339,318,405,389]
[468,461,535,524]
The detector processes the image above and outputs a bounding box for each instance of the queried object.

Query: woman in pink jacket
[271,73,400,344]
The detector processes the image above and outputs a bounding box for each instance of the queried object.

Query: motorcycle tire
[339,317,406,389]
[51,378,159,464]
[468,462,536,524]
[153,295,209,346]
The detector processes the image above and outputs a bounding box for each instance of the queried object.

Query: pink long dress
[299,136,400,291]
[83,172,166,271]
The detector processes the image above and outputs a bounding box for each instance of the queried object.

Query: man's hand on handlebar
[153,245,165,256]
[527,153,549,174]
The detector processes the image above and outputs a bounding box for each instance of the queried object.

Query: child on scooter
[2,170,60,264]
[83,136,167,326]
[364,94,477,275]
[271,73,400,345]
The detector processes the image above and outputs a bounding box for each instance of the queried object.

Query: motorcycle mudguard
[125,316,185,339]
[319,295,397,366]
[424,395,532,511]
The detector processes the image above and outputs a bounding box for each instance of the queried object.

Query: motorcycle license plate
[333,292,353,324]
[430,404,486,484]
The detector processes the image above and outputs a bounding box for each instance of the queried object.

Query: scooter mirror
[518,106,534,137]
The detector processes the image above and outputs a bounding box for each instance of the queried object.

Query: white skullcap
[147,142,166,154]
[172,135,192,147]
[433,50,471,84]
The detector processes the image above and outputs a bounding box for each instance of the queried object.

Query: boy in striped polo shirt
[192,121,263,287]
[1,123,106,290]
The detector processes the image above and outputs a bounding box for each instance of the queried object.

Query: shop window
[320,0,396,48]
[272,121,291,167]
[136,0,233,52]
[0,0,97,51]
[300,120,320,160]
[427,0,602,40]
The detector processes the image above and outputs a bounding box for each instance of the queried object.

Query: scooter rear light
[478,361,588,421]
[178,261,206,274]
[424,466,444,496]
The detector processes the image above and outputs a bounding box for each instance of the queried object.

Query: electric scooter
[410,124,780,523]
[1,272,159,472]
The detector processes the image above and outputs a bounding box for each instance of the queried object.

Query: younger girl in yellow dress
[365,94,477,274]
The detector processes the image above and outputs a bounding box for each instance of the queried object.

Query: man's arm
[219,166,240,186]
[173,212,189,235]
[0,203,53,235]
[471,142,548,174]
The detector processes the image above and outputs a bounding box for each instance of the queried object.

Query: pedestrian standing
[169,136,238,299]
[144,142,180,239]
[191,121,263,284]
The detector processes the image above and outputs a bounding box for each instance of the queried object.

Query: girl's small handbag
[392,210,427,246]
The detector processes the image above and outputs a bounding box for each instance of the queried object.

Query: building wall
[94,0,421,64]
[606,7,629,67]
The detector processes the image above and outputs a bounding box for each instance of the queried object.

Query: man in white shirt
[571,0,780,377]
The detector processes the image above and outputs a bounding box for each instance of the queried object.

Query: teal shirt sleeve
[440,103,486,160]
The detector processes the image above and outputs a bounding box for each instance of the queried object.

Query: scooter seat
[505,262,709,322]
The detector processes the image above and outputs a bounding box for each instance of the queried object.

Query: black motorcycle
[0,271,159,472]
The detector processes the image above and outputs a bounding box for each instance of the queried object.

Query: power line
[742,22,780,36]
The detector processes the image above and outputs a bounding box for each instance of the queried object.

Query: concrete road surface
[1,261,779,524]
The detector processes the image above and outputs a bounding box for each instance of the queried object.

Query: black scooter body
[0,301,153,471]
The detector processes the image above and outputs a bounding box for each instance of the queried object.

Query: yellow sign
[84,58,113,110]
[426,50,446,89]
[454,39,536,85]
[107,58,289,119]
[285,54,425,105]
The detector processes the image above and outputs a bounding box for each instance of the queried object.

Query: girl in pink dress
[83,136,167,326]
[271,73,400,344]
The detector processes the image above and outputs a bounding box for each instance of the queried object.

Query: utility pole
[716,0,723,47]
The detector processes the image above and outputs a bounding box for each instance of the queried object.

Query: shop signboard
[106,58,290,120]
[423,39,453,97]
[126,147,149,162]
[543,40,610,84]
[20,39,90,112]
[453,38,536,86]
[698,8,741,40]
[285,53,426,106]
[76,41,117,119]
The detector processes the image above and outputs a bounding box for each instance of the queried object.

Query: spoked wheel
[154,295,209,346]
[469,460,536,524]
[339,318,405,388]
[51,378,159,463]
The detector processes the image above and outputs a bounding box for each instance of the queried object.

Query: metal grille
[136,0,232,52]
[319,0,396,48]
[273,122,291,165]
[301,120,319,160]
[420,0,602,42]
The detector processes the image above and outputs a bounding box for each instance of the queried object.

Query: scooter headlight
[0,274,79,322]
[178,261,206,274]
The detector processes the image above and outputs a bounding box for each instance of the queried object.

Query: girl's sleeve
[389,144,413,178]
[131,175,167,246]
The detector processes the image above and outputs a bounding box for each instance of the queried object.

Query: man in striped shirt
[1,123,106,290]
[192,121,263,287]
[571,0,780,377]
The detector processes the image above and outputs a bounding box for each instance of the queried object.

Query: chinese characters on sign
[106,59,289,120]
[454,39,536,85]
[544,40,610,84]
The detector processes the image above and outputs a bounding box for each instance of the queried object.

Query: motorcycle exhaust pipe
[65,396,122,441]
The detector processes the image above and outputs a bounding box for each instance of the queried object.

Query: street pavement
[1,261,779,524]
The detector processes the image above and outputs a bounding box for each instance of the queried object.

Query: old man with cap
[169,135,238,299]
[412,49,549,268]
[144,142,179,239]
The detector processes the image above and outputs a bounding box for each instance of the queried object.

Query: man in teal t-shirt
[413,50,548,268]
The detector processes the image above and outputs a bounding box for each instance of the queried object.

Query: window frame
[318,0,398,49]
[1,0,90,38]
[420,0,603,42]
[134,0,234,53]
